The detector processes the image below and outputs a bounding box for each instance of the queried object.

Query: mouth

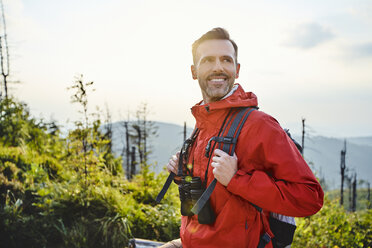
[207,74,228,85]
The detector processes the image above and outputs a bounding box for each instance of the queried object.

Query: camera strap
[191,107,256,215]
[156,128,199,203]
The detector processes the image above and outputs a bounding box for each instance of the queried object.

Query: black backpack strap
[156,128,199,203]
[191,107,256,215]
[156,172,175,203]
[222,107,256,155]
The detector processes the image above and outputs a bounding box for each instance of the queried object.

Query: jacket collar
[191,84,258,129]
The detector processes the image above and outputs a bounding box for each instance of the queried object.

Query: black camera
[179,176,216,224]
[179,177,194,216]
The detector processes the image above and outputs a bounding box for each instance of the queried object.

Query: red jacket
[180,84,324,248]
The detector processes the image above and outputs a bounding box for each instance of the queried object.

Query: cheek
[198,69,209,78]
[227,65,237,73]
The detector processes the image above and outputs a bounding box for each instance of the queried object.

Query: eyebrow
[200,56,215,62]
[200,55,234,62]
[221,55,234,61]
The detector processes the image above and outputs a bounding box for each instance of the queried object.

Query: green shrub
[0,97,182,247]
[293,195,372,248]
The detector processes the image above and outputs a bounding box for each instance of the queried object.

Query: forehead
[195,39,235,59]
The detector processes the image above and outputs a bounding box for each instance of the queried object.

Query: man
[162,27,323,248]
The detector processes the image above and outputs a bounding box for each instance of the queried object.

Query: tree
[103,102,113,154]
[301,118,305,155]
[67,75,95,182]
[130,102,158,166]
[340,140,347,206]
[352,173,357,212]
[119,120,131,178]
[0,0,9,99]
[183,122,187,142]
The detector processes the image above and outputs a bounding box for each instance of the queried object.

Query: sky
[2,0,372,138]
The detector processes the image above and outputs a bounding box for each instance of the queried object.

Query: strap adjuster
[205,136,235,157]
[257,232,271,248]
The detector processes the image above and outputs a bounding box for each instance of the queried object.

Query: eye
[222,57,233,63]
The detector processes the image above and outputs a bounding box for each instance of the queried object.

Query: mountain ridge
[109,121,372,190]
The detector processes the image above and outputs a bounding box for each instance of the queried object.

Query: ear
[191,65,197,80]
[235,63,241,79]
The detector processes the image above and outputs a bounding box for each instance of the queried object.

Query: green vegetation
[0,88,371,247]
[0,96,180,248]
[294,194,371,248]
[327,188,371,212]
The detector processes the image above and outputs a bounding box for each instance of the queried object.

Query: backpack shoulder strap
[191,107,256,215]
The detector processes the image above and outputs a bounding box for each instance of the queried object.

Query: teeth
[210,78,225,82]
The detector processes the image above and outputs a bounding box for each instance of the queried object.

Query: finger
[167,161,177,174]
[213,149,228,157]
[171,155,178,163]
[169,159,177,168]
[211,161,218,168]
[168,165,177,174]
[212,155,221,163]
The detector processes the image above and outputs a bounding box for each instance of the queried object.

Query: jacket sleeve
[226,113,324,217]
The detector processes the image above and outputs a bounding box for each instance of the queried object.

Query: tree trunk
[130,146,136,180]
[340,140,346,206]
[352,173,357,212]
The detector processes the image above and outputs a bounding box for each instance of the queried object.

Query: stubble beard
[202,79,234,103]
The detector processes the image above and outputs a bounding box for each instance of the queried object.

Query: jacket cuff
[227,169,250,194]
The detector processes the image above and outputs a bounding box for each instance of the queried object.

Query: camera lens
[190,177,202,190]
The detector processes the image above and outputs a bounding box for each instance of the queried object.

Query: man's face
[191,39,240,104]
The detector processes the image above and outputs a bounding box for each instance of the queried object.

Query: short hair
[192,27,238,64]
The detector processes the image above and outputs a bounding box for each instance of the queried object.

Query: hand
[166,152,180,174]
[211,149,238,186]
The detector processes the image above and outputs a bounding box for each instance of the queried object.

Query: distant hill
[292,134,372,189]
[109,121,193,174]
[110,121,371,190]
[348,136,372,147]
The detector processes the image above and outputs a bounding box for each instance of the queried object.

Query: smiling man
[160,27,324,248]
[191,38,240,104]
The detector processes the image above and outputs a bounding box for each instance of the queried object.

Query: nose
[212,60,223,72]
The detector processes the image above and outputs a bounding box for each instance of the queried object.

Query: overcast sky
[3,0,372,137]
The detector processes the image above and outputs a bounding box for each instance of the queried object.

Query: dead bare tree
[351,173,357,212]
[118,110,132,179]
[368,182,371,209]
[301,118,305,156]
[345,173,352,211]
[103,102,113,154]
[130,146,136,179]
[132,123,143,164]
[183,122,187,142]
[340,140,347,206]
[131,102,158,165]
[0,0,10,99]
[119,121,131,178]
